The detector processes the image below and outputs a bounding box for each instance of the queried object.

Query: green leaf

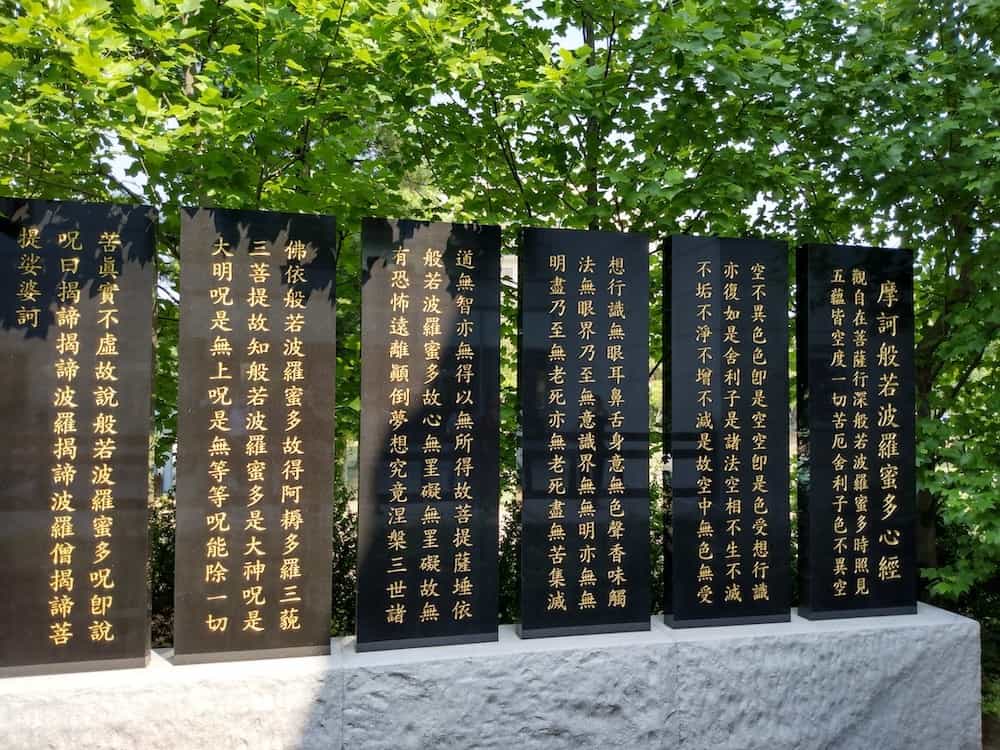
[662,168,685,185]
[0,50,16,75]
[135,86,160,116]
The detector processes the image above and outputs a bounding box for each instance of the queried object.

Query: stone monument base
[0,603,980,749]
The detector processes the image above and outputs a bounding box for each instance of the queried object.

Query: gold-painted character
[205,613,229,632]
[49,595,74,618]
[89,620,115,643]
[49,621,73,645]
[18,226,42,249]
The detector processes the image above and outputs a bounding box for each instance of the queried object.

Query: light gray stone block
[0,603,980,750]
[0,647,346,750]
[671,608,981,750]
[340,625,678,750]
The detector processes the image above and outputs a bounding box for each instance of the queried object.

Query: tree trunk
[581,14,600,231]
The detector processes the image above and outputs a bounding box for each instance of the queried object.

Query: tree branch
[948,323,998,402]
[485,88,533,219]
[649,356,663,379]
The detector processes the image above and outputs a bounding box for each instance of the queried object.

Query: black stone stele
[518,227,650,638]
[664,236,791,628]
[0,198,156,677]
[173,207,337,663]
[797,244,917,619]
[357,218,500,652]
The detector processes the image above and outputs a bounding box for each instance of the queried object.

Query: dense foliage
[1,0,996,716]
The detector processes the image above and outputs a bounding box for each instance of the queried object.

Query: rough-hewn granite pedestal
[0,603,980,750]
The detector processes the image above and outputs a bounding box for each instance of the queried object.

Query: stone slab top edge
[0,603,978,694]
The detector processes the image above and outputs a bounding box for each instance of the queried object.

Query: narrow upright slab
[665,236,790,627]
[0,198,155,676]
[797,244,916,619]
[518,227,650,638]
[174,207,336,662]
[357,218,500,652]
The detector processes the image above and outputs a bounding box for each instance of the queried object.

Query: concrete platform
[0,603,981,749]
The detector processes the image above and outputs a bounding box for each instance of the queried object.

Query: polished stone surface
[174,207,337,663]
[518,227,651,637]
[796,243,917,618]
[665,235,791,627]
[357,219,501,651]
[0,198,156,675]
